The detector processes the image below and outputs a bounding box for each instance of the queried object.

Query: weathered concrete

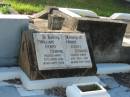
[77,18,127,63]
[52,9,128,63]
[0,15,29,66]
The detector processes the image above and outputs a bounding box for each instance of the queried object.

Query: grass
[3,0,130,16]
[0,6,9,14]
[4,0,44,14]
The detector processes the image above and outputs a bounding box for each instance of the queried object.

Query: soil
[78,84,101,92]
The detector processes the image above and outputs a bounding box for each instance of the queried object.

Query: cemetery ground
[0,1,130,97]
[0,14,130,97]
[0,0,130,16]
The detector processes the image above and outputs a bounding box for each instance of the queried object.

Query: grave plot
[50,8,127,63]
[19,30,96,80]
[20,31,96,79]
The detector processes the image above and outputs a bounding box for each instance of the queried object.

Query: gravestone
[51,9,127,63]
[19,30,96,80]
[0,15,29,66]
[77,18,127,63]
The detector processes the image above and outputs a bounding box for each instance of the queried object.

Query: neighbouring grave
[0,15,29,66]
[51,8,127,63]
[110,13,130,21]
[19,30,96,80]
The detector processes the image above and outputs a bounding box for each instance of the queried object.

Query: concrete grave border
[0,67,102,90]
[0,63,130,90]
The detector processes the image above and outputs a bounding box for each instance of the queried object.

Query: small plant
[4,0,44,14]
[0,6,9,14]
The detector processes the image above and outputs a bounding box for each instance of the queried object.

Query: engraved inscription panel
[64,33,92,68]
[33,33,92,70]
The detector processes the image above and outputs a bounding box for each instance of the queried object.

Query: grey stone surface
[77,18,127,63]
[0,86,21,97]
[0,15,29,66]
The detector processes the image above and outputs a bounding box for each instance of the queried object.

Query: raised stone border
[0,63,130,90]
[0,67,102,90]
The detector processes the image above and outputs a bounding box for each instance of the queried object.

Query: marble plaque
[64,33,92,68]
[33,33,92,70]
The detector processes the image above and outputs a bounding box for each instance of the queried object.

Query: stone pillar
[0,15,29,66]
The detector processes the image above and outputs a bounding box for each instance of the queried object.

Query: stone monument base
[19,30,96,80]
